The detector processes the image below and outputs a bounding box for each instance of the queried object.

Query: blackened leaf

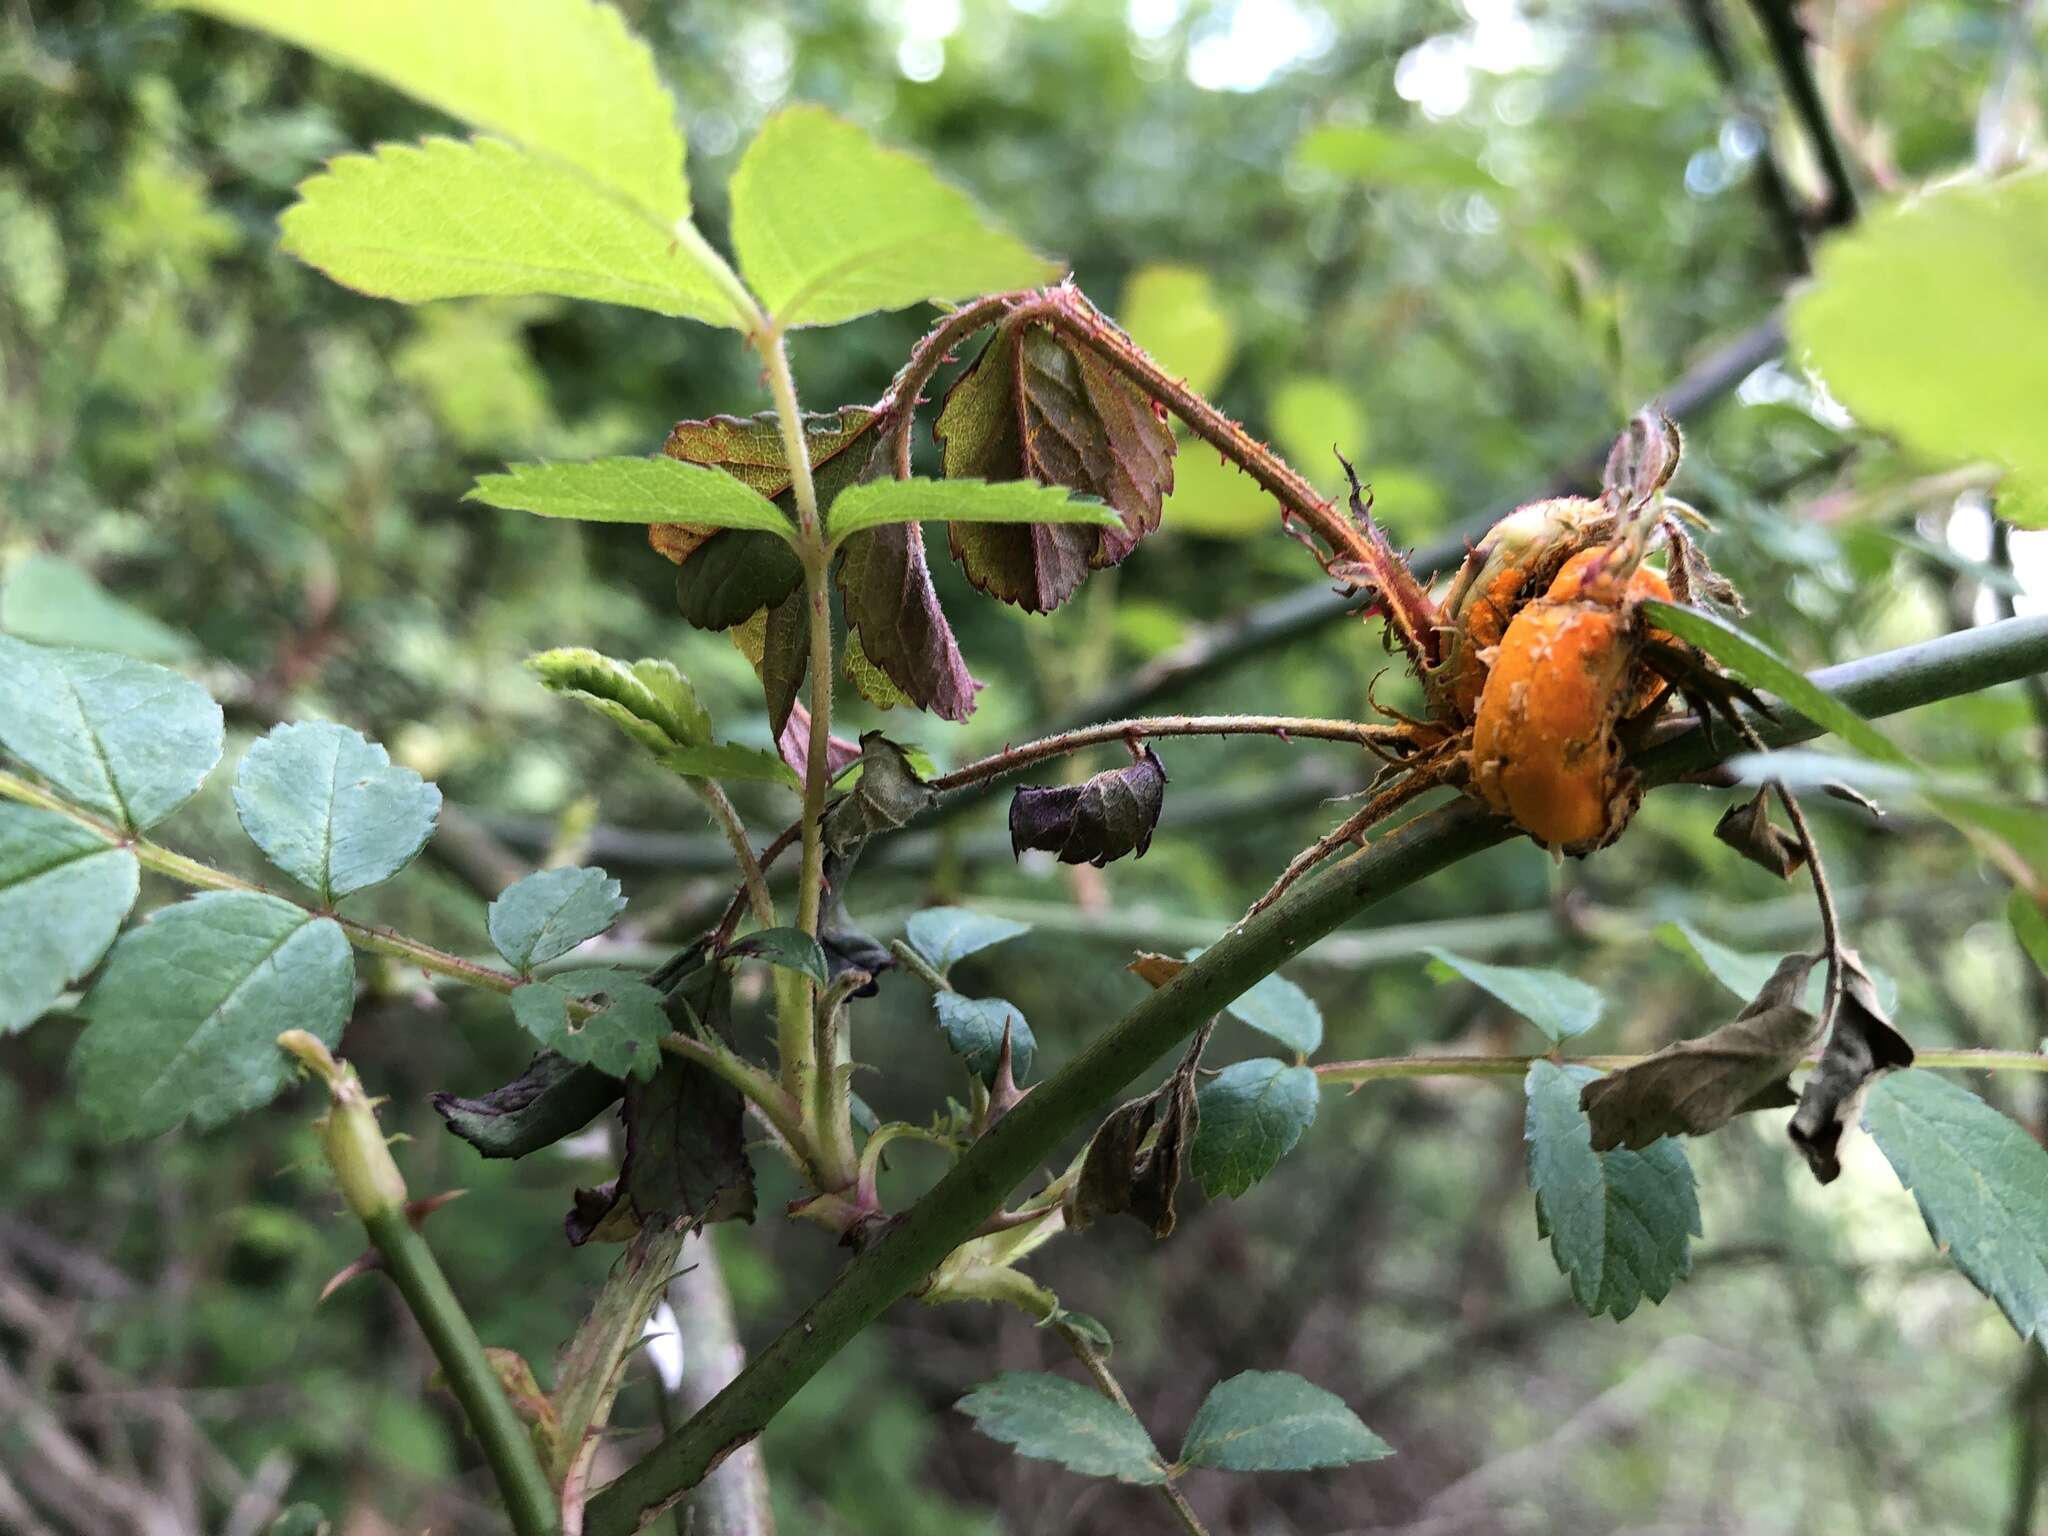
[1009,747,1167,867]
[934,992,1035,1085]
[1069,1022,1208,1238]
[1715,790,1808,879]
[759,586,809,738]
[935,322,1174,613]
[836,521,981,721]
[1191,1058,1319,1199]
[1581,952,1819,1151]
[1789,955,1915,1184]
[509,968,667,1082]
[432,1052,622,1159]
[725,926,829,985]
[821,920,894,998]
[823,733,936,856]
[1528,1061,1700,1322]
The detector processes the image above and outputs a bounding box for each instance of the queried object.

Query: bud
[278,1031,408,1220]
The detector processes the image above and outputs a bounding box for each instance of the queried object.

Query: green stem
[1314,1047,2048,1087]
[689,778,775,930]
[1064,1330,1210,1536]
[0,769,520,997]
[366,1204,561,1535]
[583,613,2048,1534]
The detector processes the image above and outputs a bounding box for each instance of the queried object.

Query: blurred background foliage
[3,0,2046,1532]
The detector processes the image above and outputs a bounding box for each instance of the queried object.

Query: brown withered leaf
[658,407,881,631]
[1715,789,1808,879]
[1127,952,1188,989]
[836,520,982,720]
[1789,955,1914,1184]
[1069,1021,1212,1238]
[1010,747,1167,867]
[1581,952,1820,1151]
[935,321,1175,613]
[822,733,936,858]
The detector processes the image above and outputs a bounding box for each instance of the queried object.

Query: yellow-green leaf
[282,138,733,323]
[468,456,792,530]
[731,106,1059,329]
[826,476,1116,543]
[183,0,690,221]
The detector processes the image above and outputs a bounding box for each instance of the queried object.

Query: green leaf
[1177,1371,1392,1473]
[1191,1059,1319,1199]
[0,636,223,832]
[653,742,799,788]
[510,968,667,1081]
[1524,1060,1699,1321]
[825,477,1117,543]
[1182,948,1322,1054]
[1638,602,1910,765]
[281,138,731,322]
[469,456,791,530]
[1656,919,1899,1015]
[1792,175,2048,520]
[1294,123,1494,190]
[527,648,714,756]
[232,721,441,903]
[488,866,626,974]
[2013,891,2048,979]
[956,1372,1166,1484]
[1425,948,1603,1044]
[725,927,828,986]
[1118,263,1233,397]
[1,554,196,662]
[181,0,690,222]
[906,906,1030,972]
[731,105,1059,329]
[73,892,354,1138]
[934,992,1035,1085]
[1864,1069,2048,1342]
[0,804,139,1034]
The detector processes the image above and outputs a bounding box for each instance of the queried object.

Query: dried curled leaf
[1789,955,1915,1184]
[935,321,1174,613]
[1069,1022,1210,1238]
[1714,789,1808,879]
[1009,747,1167,867]
[431,1052,622,1160]
[1600,408,1683,515]
[836,520,982,721]
[823,733,936,857]
[1581,952,1820,1151]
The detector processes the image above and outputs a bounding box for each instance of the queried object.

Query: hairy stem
[689,778,774,930]
[1063,1329,1210,1536]
[584,613,2048,1534]
[1314,1046,2048,1086]
[878,293,1019,478]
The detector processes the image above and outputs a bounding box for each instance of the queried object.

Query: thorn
[319,1252,384,1302]
[985,1022,1032,1128]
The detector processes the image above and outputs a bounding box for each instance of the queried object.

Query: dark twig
[1680,0,1812,272]
[1744,0,1859,227]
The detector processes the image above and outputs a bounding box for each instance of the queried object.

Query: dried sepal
[1715,789,1809,879]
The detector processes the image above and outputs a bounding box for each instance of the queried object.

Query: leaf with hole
[73,892,354,1139]
[0,803,140,1034]
[731,105,1057,329]
[281,139,730,320]
[1424,948,1603,1044]
[1177,1371,1391,1473]
[510,968,667,1082]
[233,721,441,903]
[1863,1068,2048,1342]
[488,866,626,974]
[1526,1060,1699,1322]
[1191,1058,1319,1199]
[956,1372,1166,1484]
[0,637,223,832]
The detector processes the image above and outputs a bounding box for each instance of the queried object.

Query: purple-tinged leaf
[836,522,981,721]
[1009,747,1167,867]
